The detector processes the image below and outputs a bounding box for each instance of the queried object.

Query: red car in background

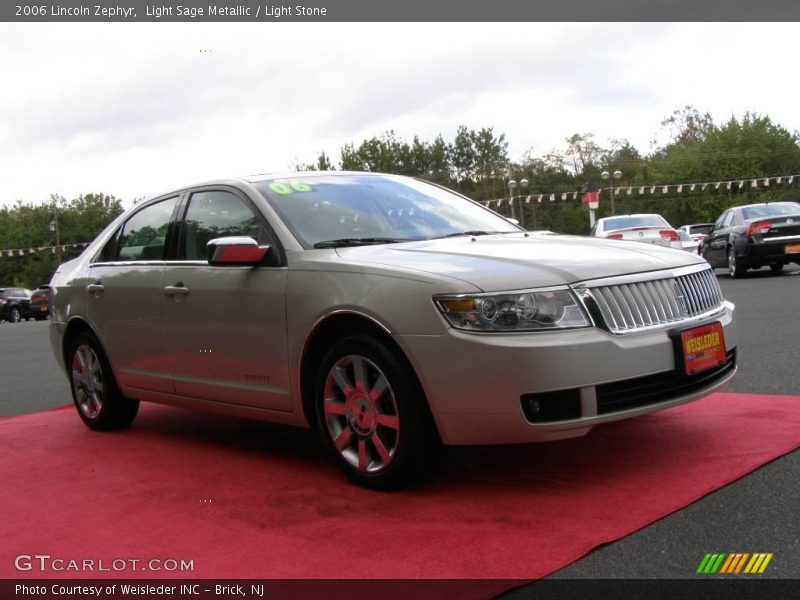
[29,285,51,319]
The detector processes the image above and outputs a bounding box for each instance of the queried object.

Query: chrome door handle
[163,285,190,296]
[86,283,104,295]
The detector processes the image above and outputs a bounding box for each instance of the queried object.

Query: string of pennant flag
[0,242,90,259]
[480,173,798,208]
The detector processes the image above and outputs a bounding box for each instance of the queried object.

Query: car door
[705,211,733,267]
[160,187,291,411]
[87,195,180,394]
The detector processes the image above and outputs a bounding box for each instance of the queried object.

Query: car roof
[732,201,800,210]
[140,172,403,205]
[243,171,390,183]
[598,213,664,220]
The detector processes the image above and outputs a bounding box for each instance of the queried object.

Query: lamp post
[600,169,623,215]
[50,201,62,265]
[507,178,529,225]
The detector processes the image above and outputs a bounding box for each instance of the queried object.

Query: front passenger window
[182,191,271,260]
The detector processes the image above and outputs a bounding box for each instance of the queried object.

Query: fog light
[520,389,582,423]
[527,398,541,416]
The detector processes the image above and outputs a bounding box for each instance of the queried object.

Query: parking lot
[2,265,798,579]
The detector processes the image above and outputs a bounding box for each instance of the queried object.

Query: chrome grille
[579,266,724,334]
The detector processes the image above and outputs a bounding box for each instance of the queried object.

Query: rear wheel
[315,335,441,489]
[68,332,139,431]
[728,248,746,279]
[9,308,20,323]
[770,263,784,275]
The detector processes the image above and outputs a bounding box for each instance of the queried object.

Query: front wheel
[68,332,139,430]
[728,248,746,279]
[9,308,20,323]
[315,335,441,489]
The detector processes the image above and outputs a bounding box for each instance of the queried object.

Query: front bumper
[396,301,736,445]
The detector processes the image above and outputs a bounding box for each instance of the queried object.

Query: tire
[314,334,441,490]
[770,264,784,275]
[68,332,139,431]
[728,248,746,279]
[9,308,20,323]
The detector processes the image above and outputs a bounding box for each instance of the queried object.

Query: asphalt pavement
[1,264,798,582]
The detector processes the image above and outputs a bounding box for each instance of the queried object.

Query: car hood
[336,233,705,291]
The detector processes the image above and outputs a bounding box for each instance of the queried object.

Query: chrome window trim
[90,260,288,269]
[89,261,168,267]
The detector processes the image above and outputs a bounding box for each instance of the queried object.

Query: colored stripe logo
[696,553,773,574]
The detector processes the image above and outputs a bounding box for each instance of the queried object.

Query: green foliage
[302,109,800,235]
[0,193,123,288]
[5,109,799,290]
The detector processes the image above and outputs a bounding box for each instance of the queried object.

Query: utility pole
[50,199,62,265]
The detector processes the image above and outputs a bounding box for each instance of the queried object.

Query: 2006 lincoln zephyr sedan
[49,172,737,488]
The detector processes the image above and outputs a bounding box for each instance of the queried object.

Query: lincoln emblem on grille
[673,281,689,314]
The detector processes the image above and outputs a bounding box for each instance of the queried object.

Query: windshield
[740,202,800,220]
[602,215,669,231]
[252,174,519,248]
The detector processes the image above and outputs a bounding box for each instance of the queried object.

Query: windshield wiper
[436,230,509,239]
[313,237,410,249]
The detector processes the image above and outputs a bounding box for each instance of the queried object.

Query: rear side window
[113,197,178,261]
[182,191,269,260]
[721,212,735,228]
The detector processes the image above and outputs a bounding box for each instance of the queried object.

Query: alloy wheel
[71,343,105,419]
[322,354,400,474]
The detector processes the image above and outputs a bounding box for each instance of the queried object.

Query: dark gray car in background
[702,201,800,277]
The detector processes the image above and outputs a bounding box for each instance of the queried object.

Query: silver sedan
[48,173,737,488]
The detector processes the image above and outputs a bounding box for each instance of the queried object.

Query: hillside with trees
[300,107,800,234]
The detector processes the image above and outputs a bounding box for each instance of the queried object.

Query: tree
[0,193,123,288]
[565,133,604,176]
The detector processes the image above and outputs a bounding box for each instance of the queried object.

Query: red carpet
[2,393,799,581]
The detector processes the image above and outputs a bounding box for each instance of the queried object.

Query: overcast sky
[1,22,798,207]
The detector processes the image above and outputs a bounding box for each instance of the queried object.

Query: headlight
[433,288,591,332]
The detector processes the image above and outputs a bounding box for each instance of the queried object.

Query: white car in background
[592,214,682,250]
[679,223,714,245]
[677,229,701,254]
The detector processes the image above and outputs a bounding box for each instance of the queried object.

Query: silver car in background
[49,173,737,488]
[592,213,683,249]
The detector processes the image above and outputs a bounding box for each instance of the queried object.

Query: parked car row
[0,286,50,322]
[590,202,800,278]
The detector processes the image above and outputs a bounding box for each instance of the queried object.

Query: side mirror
[207,237,270,266]
[506,217,520,226]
